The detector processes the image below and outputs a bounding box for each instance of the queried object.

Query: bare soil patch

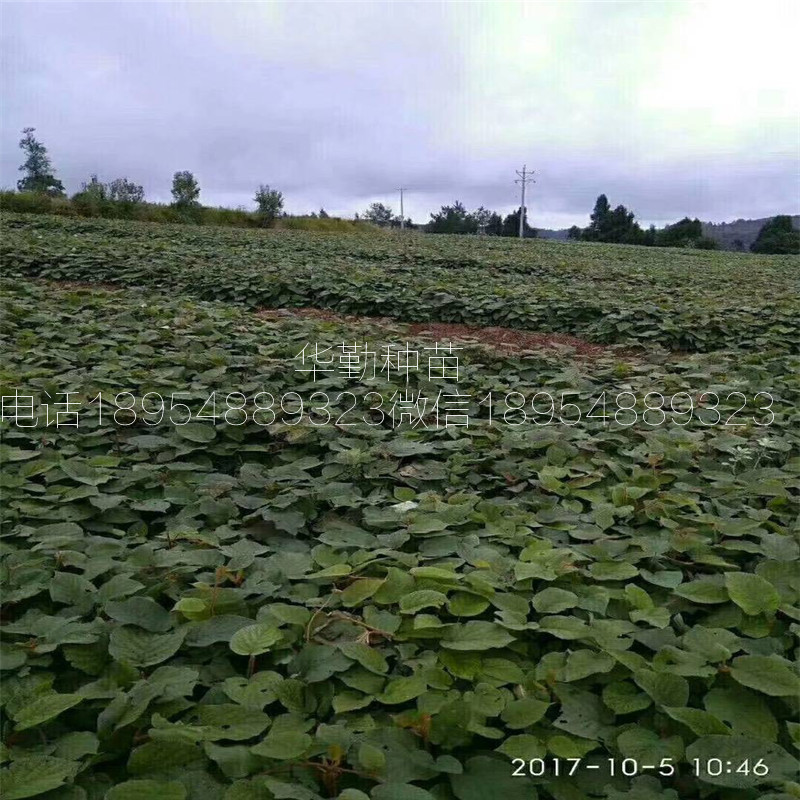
[257,307,613,357]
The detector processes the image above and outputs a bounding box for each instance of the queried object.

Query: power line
[514,165,535,239]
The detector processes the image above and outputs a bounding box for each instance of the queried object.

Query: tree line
[5,128,798,252]
[7,127,290,228]
[566,194,719,249]
[566,194,799,253]
[360,201,537,237]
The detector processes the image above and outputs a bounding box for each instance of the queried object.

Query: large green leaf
[729,655,800,697]
[0,756,77,799]
[724,572,780,615]
[229,624,282,656]
[109,628,186,667]
[106,780,187,800]
[442,622,515,651]
[12,693,83,731]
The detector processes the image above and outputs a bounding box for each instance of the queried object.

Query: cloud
[2,1,798,227]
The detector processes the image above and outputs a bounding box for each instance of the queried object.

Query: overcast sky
[2,1,798,228]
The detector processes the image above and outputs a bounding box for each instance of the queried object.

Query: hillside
[702,215,800,251]
[538,215,800,250]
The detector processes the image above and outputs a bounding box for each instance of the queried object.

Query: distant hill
[701,216,800,251]
[536,228,571,241]
[536,215,800,250]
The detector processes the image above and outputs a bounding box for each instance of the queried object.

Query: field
[3,212,799,351]
[1,213,799,800]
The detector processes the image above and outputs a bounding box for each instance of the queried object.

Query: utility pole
[514,165,535,239]
[396,187,407,229]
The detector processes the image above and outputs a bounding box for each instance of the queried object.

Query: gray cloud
[2,1,798,227]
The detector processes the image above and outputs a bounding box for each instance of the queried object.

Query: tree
[108,178,144,204]
[319,208,329,218]
[72,175,103,216]
[472,206,493,233]
[17,127,65,196]
[581,194,642,243]
[567,225,582,240]
[79,174,108,201]
[254,185,284,226]
[486,212,504,236]
[750,215,800,254]
[583,194,611,241]
[501,207,536,238]
[171,171,200,208]
[363,203,394,225]
[656,217,703,247]
[428,201,477,234]
[71,174,109,216]
[608,204,642,244]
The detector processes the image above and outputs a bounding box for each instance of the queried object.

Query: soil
[257,307,613,357]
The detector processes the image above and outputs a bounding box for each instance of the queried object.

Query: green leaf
[450,755,535,800]
[448,592,490,617]
[61,458,112,486]
[703,686,778,740]
[588,562,638,581]
[724,572,780,615]
[12,692,83,731]
[442,622,515,651]
[340,578,384,607]
[250,731,311,760]
[602,682,651,714]
[674,577,728,604]
[663,706,730,735]
[616,727,683,764]
[109,627,186,667]
[399,590,448,614]
[192,705,271,741]
[634,670,689,707]
[531,588,578,614]
[538,615,589,640]
[372,784,437,800]
[496,734,546,760]
[338,641,388,674]
[564,650,615,682]
[730,655,800,697]
[106,780,187,800]
[229,624,282,656]
[501,697,549,729]
[357,742,386,771]
[105,596,173,632]
[128,740,204,774]
[0,756,77,799]
[378,676,427,705]
[174,422,217,443]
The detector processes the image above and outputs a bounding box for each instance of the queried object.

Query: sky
[1,0,798,228]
